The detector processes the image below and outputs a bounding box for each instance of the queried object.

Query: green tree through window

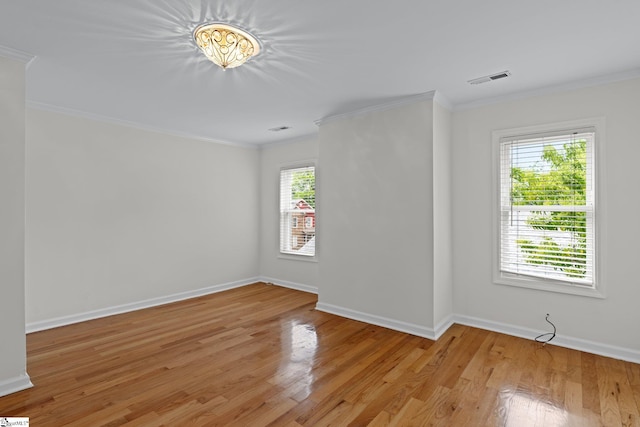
[511,139,587,278]
[291,169,315,208]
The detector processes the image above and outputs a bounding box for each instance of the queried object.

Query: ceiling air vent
[468,70,511,85]
[268,126,291,132]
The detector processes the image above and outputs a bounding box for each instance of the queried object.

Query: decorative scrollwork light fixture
[193,23,260,69]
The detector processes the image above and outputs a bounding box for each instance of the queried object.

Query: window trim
[278,161,318,262]
[492,118,605,298]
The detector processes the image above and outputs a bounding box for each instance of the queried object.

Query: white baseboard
[26,277,261,333]
[0,373,33,398]
[434,314,455,340]
[259,276,318,294]
[23,276,640,364]
[315,302,437,340]
[453,314,640,365]
[308,304,640,364]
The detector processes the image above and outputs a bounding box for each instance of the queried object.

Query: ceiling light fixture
[193,23,260,69]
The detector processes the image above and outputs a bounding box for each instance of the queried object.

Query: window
[304,216,314,229]
[280,166,315,257]
[494,120,601,296]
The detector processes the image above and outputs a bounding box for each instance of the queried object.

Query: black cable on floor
[534,313,556,345]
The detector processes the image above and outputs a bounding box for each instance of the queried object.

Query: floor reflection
[498,388,585,427]
[274,320,318,399]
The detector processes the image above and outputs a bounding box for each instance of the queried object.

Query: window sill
[494,274,605,299]
[278,253,318,263]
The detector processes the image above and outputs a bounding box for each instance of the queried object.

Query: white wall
[258,137,319,292]
[0,54,32,396]
[25,108,260,326]
[432,100,453,328]
[14,59,638,372]
[452,77,640,353]
[317,100,436,332]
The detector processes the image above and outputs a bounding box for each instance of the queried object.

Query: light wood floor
[1,283,638,426]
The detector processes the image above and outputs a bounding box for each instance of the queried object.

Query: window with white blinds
[280,166,316,257]
[498,127,595,288]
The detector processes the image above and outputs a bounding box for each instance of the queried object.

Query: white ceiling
[1,1,640,146]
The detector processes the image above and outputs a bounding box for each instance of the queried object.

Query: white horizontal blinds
[499,128,595,286]
[280,166,316,256]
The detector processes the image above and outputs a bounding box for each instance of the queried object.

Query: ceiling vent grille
[468,70,511,85]
[268,126,291,132]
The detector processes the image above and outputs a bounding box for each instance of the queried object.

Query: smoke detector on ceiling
[468,70,511,85]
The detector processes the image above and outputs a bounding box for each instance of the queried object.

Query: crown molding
[27,100,259,149]
[315,91,439,127]
[0,45,35,65]
[432,91,452,111]
[259,132,319,149]
[455,67,640,112]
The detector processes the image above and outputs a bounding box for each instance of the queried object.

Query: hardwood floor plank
[564,380,584,426]
[235,395,298,427]
[468,386,501,427]
[0,283,638,426]
[367,410,392,427]
[386,397,426,426]
[400,385,452,426]
[447,351,499,425]
[597,356,624,426]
